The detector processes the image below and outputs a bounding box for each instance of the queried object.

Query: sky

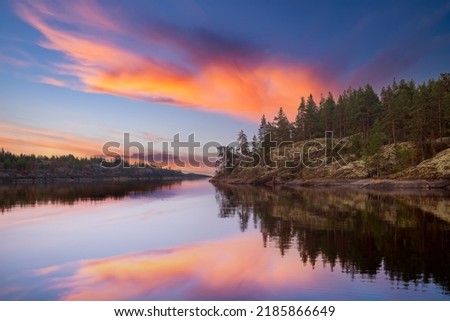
[1,0,449,173]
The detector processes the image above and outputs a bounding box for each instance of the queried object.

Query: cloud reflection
[36,233,317,300]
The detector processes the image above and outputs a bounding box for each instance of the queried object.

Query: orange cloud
[15,0,336,121]
[37,233,319,300]
[0,122,105,157]
[91,60,325,120]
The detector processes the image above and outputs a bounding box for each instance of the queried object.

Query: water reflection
[0,181,182,212]
[30,234,321,300]
[0,180,449,300]
[213,183,450,295]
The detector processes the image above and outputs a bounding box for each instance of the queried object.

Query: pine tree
[305,94,319,138]
[251,135,258,153]
[364,118,383,156]
[237,130,250,156]
[273,107,292,143]
[293,97,306,141]
[380,84,396,144]
[257,114,267,143]
[319,92,336,132]
[250,135,260,166]
[359,84,381,141]
[411,83,429,160]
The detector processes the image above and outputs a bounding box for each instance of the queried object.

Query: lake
[0,179,449,300]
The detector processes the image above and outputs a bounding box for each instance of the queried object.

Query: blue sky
[0,0,449,172]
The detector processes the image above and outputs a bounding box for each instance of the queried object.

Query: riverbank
[211,146,450,189]
[210,177,450,189]
[0,173,210,184]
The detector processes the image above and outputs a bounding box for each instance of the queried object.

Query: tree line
[0,149,199,180]
[219,73,450,171]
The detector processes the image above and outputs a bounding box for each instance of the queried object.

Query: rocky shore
[210,177,450,189]
[211,147,450,190]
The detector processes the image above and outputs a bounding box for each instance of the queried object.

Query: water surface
[0,180,449,300]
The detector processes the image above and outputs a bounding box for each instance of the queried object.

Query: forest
[0,151,205,181]
[216,73,450,177]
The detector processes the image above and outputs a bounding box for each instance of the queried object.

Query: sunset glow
[1,0,450,309]
[0,122,104,157]
[1,0,448,165]
[14,0,331,120]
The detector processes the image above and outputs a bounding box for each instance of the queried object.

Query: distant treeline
[0,150,204,181]
[228,73,450,168]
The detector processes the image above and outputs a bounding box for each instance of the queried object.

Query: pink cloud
[15,0,337,121]
[39,76,66,87]
[0,122,105,157]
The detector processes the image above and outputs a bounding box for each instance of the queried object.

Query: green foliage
[237,130,250,156]
[257,114,268,142]
[215,72,450,178]
[393,144,417,172]
[350,135,363,157]
[272,107,292,143]
[293,97,306,141]
[215,145,240,174]
[305,95,321,138]
[380,75,450,151]
[363,119,384,156]
[318,92,336,132]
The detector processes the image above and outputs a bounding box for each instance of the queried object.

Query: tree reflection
[0,180,182,212]
[214,183,450,294]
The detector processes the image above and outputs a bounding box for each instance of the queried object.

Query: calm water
[0,179,449,300]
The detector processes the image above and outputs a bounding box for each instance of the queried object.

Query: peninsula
[212,74,450,189]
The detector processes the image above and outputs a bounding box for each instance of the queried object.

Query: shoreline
[209,177,450,190]
[0,174,210,185]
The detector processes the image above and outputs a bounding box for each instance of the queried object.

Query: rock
[393,148,450,179]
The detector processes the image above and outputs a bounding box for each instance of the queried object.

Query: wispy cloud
[39,76,66,87]
[0,52,30,67]
[0,122,105,156]
[14,0,336,120]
